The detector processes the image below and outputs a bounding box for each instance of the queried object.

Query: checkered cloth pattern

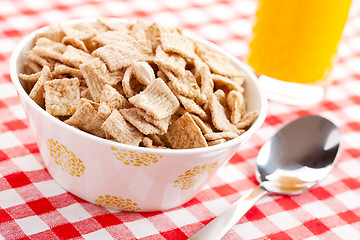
[1,0,360,239]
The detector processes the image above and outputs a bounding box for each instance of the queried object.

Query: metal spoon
[189,115,341,240]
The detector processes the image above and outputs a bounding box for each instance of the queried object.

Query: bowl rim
[10,18,267,156]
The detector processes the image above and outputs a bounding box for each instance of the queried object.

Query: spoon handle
[188,185,268,240]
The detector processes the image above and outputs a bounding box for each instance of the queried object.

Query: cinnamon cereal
[18,18,258,149]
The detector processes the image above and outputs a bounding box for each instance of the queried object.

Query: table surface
[1,0,360,239]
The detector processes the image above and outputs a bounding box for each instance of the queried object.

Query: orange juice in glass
[247,0,352,105]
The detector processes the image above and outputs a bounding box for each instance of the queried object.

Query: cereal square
[208,94,238,132]
[98,84,131,118]
[61,45,94,68]
[161,32,196,60]
[166,112,207,149]
[196,43,243,77]
[65,101,105,138]
[129,78,180,120]
[120,108,162,135]
[80,58,107,102]
[102,109,143,146]
[29,66,52,108]
[44,77,80,116]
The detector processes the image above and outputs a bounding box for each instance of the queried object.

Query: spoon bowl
[257,115,341,195]
[189,115,341,240]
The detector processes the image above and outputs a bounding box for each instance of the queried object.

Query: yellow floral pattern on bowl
[111,147,163,166]
[47,138,85,177]
[174,162,218,190]
[95,195,141,212]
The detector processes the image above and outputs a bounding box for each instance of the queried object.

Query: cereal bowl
[10,18,267,212]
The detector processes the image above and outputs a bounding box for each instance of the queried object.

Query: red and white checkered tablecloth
[1,0,360,239]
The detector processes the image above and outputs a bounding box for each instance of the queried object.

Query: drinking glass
[247,0,352,105]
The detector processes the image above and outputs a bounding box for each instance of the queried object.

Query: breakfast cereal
[120,108,163,135]
[65,101,106,138]
[29,65,52,108]
[18,18,258,149]
[102,109,143,146]
[166,112,208,149]
[128,78,180,120]
[227,90,245,124]
[132,61,155,86]
[44,77,80,116]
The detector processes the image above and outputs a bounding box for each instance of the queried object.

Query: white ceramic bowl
[10,19,267,212]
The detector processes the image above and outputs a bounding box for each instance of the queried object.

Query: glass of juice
[247,0,352,105]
